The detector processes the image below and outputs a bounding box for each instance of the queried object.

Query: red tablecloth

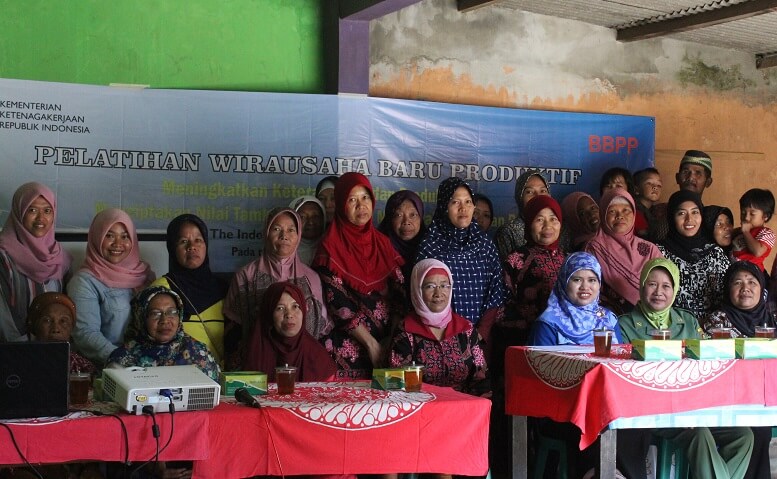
[193,381,491,478]
[505,345,768,449]
[1,382,490,477]
[0,409,210,465]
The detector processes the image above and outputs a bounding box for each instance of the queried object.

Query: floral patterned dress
[389,312,487,393]
[503,245,566,331]
[491,245,565,379]
[318,265,406,379]
[658,244,730,318]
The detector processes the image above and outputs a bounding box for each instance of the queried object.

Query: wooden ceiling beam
[617,0,777,41]
[756,53,777,69]
[339,0,423,20]
[457,0,502,13]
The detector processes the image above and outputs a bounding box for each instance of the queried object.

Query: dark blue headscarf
[415,177,505,324]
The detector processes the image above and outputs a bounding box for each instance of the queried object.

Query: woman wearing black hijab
[703,260,774,479]
[658,191,730,318]
[703,205,735,255]
[151,214,228,364]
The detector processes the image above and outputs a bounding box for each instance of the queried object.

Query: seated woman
[703,261,775,336]
[11,296,101,479]
[27,292,95,375]
[290,196,327,265]
[107,285,220,380]
[528,251,621,346]
[313,172,405,378]
[224,207,329,369]
[561,191,599,252]
[378,189,427,281]
[0,182,71,342]
[389,259,487,394]
[526,252,621,477]
[107,285,218,479]
[619,258,755,479]
[416,177,505,340]
[619,258,702,342]
[658,191,730,317]
[703,261,773,479]
[151,214,228,365]
[585,188,662,315]
[69,208,154,366]
[244,281,336,382]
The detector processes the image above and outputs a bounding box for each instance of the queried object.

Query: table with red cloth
[504,344,776,479]
[1,381,490,478]
[194,381,490,478]
[0,406,210,465]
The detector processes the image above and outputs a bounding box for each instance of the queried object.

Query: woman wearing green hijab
[618,257,754,479]
[619,257,703,342]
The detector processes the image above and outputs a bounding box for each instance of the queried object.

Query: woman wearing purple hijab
[0,182,71,341]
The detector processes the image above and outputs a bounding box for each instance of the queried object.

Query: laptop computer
[0,341,70,419]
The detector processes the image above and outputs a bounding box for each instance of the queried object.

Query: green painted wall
[0,0,324,92]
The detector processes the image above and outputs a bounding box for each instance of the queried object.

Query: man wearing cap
[651,150,713,241]
[676,150,713,195]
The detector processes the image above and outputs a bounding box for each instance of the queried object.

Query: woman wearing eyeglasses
[107,287,218,479]
[389,259,487,394]
[107,285,219,381]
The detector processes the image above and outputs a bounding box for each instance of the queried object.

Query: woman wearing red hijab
[313,172,405,379]
[502,195,567,335]
[244,281,336,381]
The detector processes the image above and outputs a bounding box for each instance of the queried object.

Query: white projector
[102,365,220,415]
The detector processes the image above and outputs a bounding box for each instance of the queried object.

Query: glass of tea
[593,329,614,357]
[69,372,91,407]
[275,365,298,395]
[404,364,424,392]
[650,329,671,340]
[711,328,733,339]
[755,326,775,339]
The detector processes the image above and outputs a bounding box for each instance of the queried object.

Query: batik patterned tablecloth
[504,345,767,448]
[2,381,490,478]
[194,381,490,478]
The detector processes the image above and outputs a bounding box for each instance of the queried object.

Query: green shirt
[618,307,703,343]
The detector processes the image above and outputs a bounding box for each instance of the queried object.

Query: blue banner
[0,79,654,271]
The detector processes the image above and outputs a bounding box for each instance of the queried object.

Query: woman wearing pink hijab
[69,208,154,365]
[0,182,71,342]
[584,188,662,315]
[389,259,487,394]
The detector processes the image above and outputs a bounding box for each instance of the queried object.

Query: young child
[732,188,775,272]
[633,167,663,240]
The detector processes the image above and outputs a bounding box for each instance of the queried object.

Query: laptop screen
[0,341,70,419]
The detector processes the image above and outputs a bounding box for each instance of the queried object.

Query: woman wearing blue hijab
[528,252,621,346]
